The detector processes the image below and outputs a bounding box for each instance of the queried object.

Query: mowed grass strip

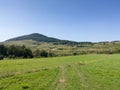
[65,64,91,90]
[0,68,59,90]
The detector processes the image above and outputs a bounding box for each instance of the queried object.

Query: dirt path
[55,65,66,90]
[72,64,90,89]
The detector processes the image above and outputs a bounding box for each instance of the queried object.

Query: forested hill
[6,33,61,42]
[6,33,88,45]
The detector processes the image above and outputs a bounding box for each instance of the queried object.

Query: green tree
[40,50,48,57]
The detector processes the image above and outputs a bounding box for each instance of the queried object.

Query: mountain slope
[6,33,81,45]
[6,33,61,42]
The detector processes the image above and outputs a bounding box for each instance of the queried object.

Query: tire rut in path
[72,64,90,89]
[55,65,66,90]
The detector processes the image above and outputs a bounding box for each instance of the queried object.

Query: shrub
[40,50,48,57]
[73,52,77,56]
[21,84,30,89]
[0,55,4,60]
[48,52,56,57]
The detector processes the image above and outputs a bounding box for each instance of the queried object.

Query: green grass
[0,54,120,90]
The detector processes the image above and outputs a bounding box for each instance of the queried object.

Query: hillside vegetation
[0,33,120,58]
[2,40,120,57]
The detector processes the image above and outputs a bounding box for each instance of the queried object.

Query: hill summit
[6,33,61,42]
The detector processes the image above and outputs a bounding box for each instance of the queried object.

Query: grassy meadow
[0,54,120,90]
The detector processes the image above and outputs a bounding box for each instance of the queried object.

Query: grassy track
[0,54,120,90]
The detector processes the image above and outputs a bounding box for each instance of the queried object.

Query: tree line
[0,45,55,60]
[0,45,33,60]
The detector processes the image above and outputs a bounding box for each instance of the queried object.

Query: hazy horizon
[0,0,120,42]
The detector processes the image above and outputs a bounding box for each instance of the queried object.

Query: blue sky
[0,0,120,42]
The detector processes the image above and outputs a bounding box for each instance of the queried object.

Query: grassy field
[0,54,120,90]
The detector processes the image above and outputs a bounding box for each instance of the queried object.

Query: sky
[0,0,120,42]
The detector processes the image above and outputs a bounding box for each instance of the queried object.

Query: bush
[73,52,77,56]
[40,50,48,57]
[34,49,41,57]
[0,55,4,60]
[48,52,56,57]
